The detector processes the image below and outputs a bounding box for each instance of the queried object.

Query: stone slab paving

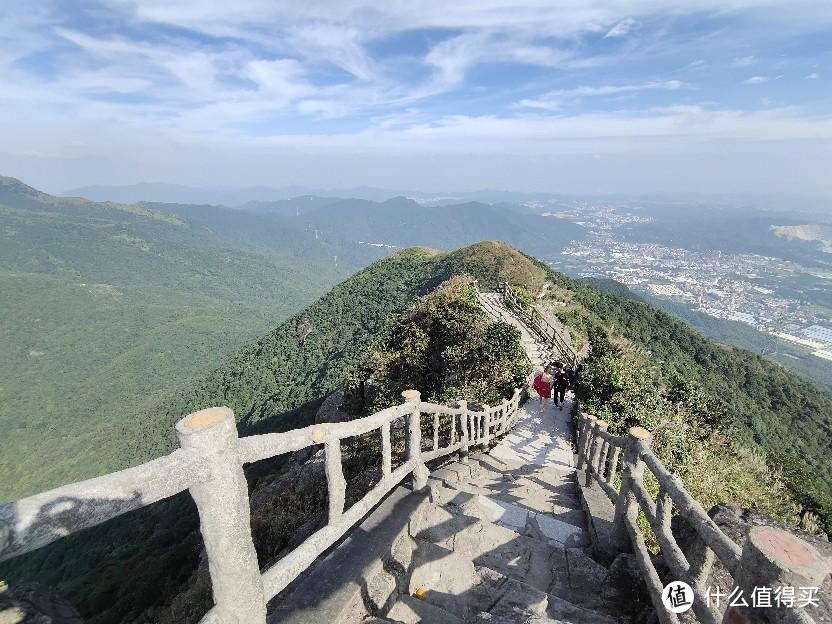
[472,291,592,552]
[489,398,576,471]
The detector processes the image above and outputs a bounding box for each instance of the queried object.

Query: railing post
[607,446,622,485]
[402,390,429,490]
[480,405,491,450]
[176,407,266,624]
[610,426,653,553]
[724,526,828,624]
[576,414,596,470]
[458,400,469,464]
[381,422,392,480]
[584,419,608,487]
[325,439,347,524]
[597,435,611,481]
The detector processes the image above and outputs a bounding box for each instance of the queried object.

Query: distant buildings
[803,325,832,343]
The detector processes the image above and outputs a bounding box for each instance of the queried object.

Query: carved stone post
[610,427,653,553]
[724,526,828,624]
[402,390,429,490]
[324,439,346,524]
[584,420,608,486]
[480,405,491,451]
[458,400,469,464]
[576,414,596,470]
[176,407,266,624]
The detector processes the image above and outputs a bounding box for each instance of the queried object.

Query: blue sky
[1,1,830,197]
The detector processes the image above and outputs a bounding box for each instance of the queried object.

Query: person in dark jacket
[553,365,570,411]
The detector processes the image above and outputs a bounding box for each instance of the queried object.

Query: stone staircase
[269,292,649,624]
[477,292,553,368]
[379,454,642,624]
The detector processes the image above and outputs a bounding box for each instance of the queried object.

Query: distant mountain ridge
[245,195,586,259]
[62,181,571,207]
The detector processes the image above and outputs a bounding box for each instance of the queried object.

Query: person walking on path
[533,366,554,410]
[553,365,569,411]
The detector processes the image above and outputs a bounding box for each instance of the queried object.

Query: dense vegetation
[343,274,532,414]
[541,261,832,535]
[0,176,367,500]
[3,238,832,623]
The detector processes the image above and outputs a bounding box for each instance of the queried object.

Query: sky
[1,1,831,198]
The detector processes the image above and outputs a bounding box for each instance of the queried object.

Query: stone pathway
[273,290,643,624]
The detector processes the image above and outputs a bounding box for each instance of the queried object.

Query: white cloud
[518,80,685,109]
[245,59,312,99]
[604,18,638,38]
[3,0,832,197]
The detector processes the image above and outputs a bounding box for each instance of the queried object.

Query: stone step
[269,486,430,624]
[428,462,588,547]
[406,539,507,620]
[476,577,621,624]
[385,594,464,624]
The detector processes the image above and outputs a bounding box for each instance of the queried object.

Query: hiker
[533,366,554,410]
[553,365,569,411]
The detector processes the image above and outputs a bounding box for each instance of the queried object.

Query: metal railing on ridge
[0,387,527,624]
[575,413,827,624]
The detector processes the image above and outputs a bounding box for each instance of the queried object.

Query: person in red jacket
[533,366,554,410]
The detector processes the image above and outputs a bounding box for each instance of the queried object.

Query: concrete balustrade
[0,386,527,624]
[0,448,205,562]
[577,413,827,624]
[498,281,579,368]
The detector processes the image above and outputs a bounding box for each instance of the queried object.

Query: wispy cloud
[604,18,638,38]
[518,80,686,110]
[1,0,831,196]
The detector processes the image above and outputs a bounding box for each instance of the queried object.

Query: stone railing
[576,413,829,624]
[0,387,526,624]
[498,281,578,368]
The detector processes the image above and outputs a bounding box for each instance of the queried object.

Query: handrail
[0,387,527,624]
[497,282,578,368]
[576,413,826,624]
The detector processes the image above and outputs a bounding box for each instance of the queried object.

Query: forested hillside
[542,261,832,534]
[0,176,364,501]
[3,240,832,623]
[249,196,586,259]
[0,246,448,623]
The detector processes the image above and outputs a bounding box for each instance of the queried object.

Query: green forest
[0,177,367,501]
[2,179,832,624]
